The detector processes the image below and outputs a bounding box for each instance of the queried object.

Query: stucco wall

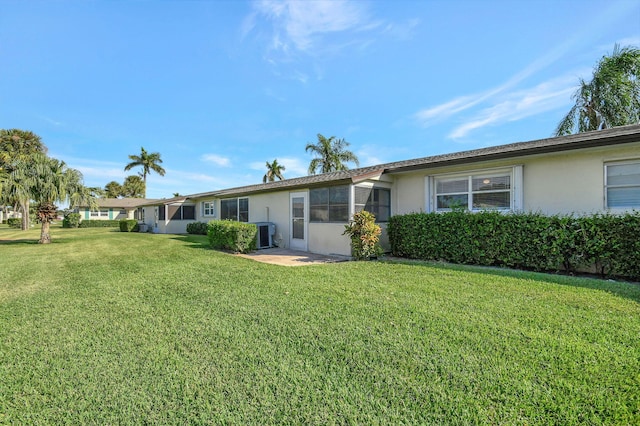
[391,142,640,216]
[308,222,351,256]
[247,191,291,249]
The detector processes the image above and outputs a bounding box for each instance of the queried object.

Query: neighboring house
[140,125,640,256]
[0,207,21,223]
[75,198,160,221]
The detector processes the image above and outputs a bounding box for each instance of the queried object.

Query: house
[139,124,640,256]
[75,198,160,221]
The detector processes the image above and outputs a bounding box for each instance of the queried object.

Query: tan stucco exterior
[391,141,640,216]
[139,127,640,257]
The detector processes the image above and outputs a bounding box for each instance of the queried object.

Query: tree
[7,153,96,243]
[263,159,286,183]
[124,147,165,197]
[122,175,145,198]
[104,181,123,198]
[0,129,48,230]
[305,134,359,175]
[555,44,640,136]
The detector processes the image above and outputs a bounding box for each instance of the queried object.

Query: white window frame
[202,201,216,217]
[426,165,523,213]
[604,159,640,209]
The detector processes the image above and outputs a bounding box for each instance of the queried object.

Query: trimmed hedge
[78,220,121,228]
[388,211,640,281]
[119,219,139,232]
[186,221,209,235]
[7,218,21,228]
[207,220,257,254]
[62,213,81,228]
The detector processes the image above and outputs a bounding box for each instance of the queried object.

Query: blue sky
[1,0,639,199]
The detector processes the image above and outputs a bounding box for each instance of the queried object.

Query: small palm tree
[306,134,359,175]
[555,44,640,136]
[122,175,145,198]
[263,159,286,183]
[124,147,165,197]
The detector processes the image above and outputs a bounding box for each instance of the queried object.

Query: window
[158,206,165,220]
[168,205,196,220]
[91,209,109,217]
[355,186,391,222]
[220,198,249,222]
[429,167,522,212]
[135,208,145,221]
[202,201,216,217]
[605,160,640,208]
[310,185,349,222]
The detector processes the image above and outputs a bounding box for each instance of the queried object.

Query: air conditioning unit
[253,222,276,249]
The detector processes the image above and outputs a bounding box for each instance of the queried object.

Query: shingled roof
[153,124,640,202]
[82,198,161,208]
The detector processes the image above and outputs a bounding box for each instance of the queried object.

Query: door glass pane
[292,196,304,239]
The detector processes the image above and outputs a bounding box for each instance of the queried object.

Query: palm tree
[263,159,286,183]
[124,147,165,197]
[122,175,145,198]
[305,134,359,175]
[104,181,123,198]
[1,129,48,229]
[555,44,640,136]
[7,153,96,243]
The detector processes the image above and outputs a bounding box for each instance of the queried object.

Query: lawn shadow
[170,234,210,250]
[381,257,640,304]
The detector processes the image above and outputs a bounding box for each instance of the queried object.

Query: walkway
[236,247,350,266]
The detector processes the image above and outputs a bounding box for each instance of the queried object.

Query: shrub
[207,220,257,254]
[7,218,21,228]
[388,211,640,281]
[119,219,139,232]
[62,213,82,228]
[343,210,383,260]
[78,220,121,228]
[187,221,209,235]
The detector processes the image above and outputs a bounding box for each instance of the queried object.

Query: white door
[290,192,308,251]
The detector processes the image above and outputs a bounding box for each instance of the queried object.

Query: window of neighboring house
[168,205,196,220]
[429,167,522,212]
[91,209,109,217]
[310,185,349,222]
[158,206,166,220]
[354,186,391,222]
[202,201,216,217]
[605,160,640,208]
[220,198,249,222]
[135,208,145,221]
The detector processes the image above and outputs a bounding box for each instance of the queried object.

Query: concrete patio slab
[236,247,350,266]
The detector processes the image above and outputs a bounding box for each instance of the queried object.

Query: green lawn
[1,225,639,424]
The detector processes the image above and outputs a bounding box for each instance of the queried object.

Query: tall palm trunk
[20,199,29,230]
[39,220,51,244]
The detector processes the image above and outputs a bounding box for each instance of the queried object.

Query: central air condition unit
[253,222,276,249]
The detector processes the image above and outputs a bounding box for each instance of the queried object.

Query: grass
[1,225,639,424]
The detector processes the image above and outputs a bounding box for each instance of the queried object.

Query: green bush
[119,219,139,232]
[62,213,82,228]
[78,220,121,228]
[186,221,209,235]
[207,220,257,254]
[7,218,21,228]
[343,210,383,260]
[388,211,640,281]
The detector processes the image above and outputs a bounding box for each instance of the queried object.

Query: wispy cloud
[200,154,231,167]
[448,75,579,139]
[252,0,375,53]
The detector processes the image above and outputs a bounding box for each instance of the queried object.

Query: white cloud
[200,154,231,167]
[448,75,579,139]
[253,0,373,52]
